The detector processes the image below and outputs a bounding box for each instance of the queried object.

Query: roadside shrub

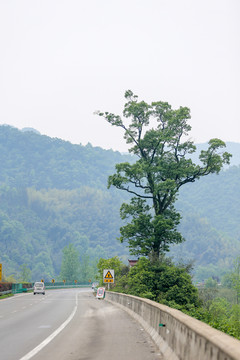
[0,282,12,292]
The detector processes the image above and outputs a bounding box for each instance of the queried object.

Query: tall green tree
[19,264,32,282]
[60,244,80,282]
[230,257,240,304]
[98,90,231,258]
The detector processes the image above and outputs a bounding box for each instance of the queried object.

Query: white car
[33,282,45,295]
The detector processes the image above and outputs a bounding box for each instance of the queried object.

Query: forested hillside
[0,125,130,281]
[0,125,239,282]
[0,125,132,190]
[172,165,240,281]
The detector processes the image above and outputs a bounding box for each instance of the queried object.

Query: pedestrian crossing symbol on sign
[103,269,114,283]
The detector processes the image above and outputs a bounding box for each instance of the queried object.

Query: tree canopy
[98,90,231,258]
[60,244,80,282]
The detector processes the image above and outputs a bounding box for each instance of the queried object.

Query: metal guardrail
[0,284,92,296]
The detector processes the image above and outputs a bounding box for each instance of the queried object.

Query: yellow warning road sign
[105,271,113,278]
[103,269,114,283]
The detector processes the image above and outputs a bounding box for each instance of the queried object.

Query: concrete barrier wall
[105,291,240,360]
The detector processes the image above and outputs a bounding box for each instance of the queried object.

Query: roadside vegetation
[0,293,14,300]
[96,255,240,340]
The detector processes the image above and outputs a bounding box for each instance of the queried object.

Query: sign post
[0,263,2,282]
[103,269,114,290]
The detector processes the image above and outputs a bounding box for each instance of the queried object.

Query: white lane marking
[19,293,78,360]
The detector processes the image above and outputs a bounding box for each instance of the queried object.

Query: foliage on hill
[0,124,239,282]
[0,125,131,190]
[178,166,240,238]
[171,166,240,281]
[0,184,128,281]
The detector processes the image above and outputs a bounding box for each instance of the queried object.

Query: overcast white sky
[0,0,239,152]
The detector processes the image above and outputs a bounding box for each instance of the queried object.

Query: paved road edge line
[19,293,78,360]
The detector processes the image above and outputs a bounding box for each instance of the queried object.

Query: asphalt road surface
[0,288,163,360]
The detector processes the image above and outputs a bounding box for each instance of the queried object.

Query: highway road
[0,288,163,360]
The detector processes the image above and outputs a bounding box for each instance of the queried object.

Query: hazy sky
[0,0,239,152]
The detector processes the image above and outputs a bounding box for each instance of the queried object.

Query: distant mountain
[0,124,239,282]
[170,164,240,281]
[0,125,131,190]
[21,127,41,135]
